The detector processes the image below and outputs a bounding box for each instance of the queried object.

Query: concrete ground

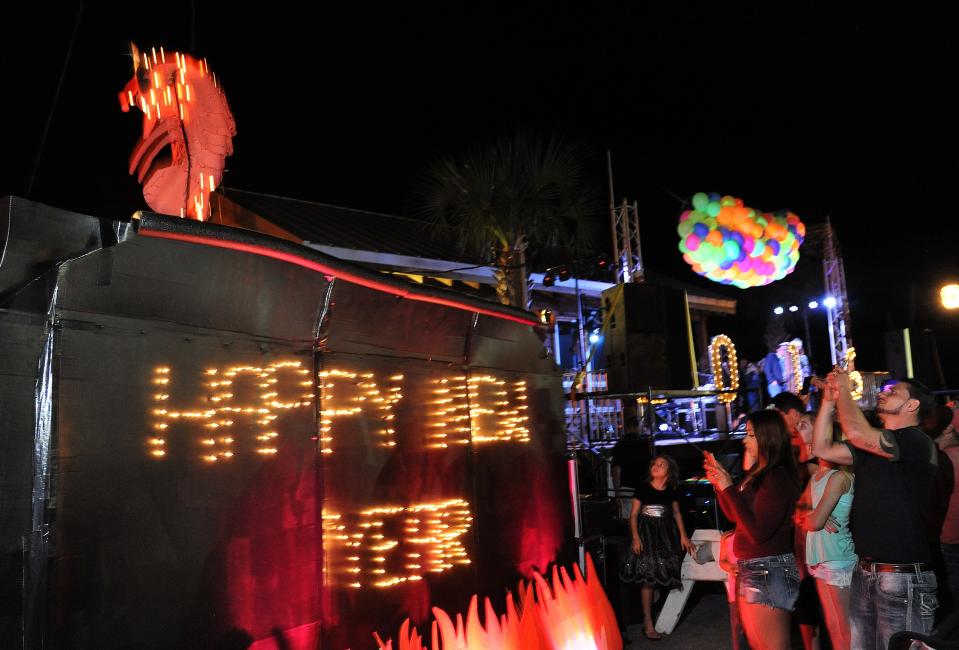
[622,582,734,649]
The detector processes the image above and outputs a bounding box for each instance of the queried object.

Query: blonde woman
[797,411,856,650]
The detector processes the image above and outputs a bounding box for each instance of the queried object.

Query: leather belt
[859,559,931,574]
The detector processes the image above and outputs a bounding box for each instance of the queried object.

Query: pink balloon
[680,210,692,222]
[686,233,701,251]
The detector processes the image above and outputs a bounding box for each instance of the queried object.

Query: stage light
[773,306,784,315]
[788,305,799,313]
[941,284,959,310]
[823,296,837,309]
[658,423,669,432]
[588,331,600,344]
[542,273,555,287]
[808,301,819,309]
[557,267,571,282]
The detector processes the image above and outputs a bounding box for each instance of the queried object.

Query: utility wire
[26,3,83,199]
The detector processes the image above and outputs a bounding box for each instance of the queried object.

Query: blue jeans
[851,563,938,650]
[941,542,959,607]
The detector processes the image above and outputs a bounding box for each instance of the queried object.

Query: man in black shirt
[813,368,937,650]
[611,416,652,519]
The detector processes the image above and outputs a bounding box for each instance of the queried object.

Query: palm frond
[415,132,602,261]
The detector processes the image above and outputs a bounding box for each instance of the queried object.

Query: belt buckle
[862,560,925,574]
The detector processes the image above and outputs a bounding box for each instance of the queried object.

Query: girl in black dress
[627,454,694,640]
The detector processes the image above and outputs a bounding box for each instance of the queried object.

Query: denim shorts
[737,553,801,610]
[809,560,857,588]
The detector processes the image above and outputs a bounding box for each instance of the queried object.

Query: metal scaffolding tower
[607,152,643,284]
[823,217,851,366]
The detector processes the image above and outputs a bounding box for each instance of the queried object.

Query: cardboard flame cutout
[373,555,622,650]
[118,44,235,220]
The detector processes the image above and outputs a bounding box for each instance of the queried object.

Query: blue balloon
[693,223,709,238]
[731,231,744,246]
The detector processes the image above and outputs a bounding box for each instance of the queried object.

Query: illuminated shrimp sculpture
[118,44,235,220]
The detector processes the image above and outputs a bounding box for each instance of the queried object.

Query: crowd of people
[616,365,959,649]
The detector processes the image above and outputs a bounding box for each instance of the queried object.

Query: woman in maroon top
[705,409,801,650]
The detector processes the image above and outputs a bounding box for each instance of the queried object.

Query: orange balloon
[706,230,724,247]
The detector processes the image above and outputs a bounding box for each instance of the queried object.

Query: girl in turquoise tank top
[797,411,857,650]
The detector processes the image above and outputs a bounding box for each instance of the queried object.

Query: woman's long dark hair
[744,410,799,487]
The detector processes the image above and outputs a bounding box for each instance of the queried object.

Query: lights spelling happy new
[150,362,530,461]
[677,193,805,288]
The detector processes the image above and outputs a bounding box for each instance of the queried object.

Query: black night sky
[3,3,959,385]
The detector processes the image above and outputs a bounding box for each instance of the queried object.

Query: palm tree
[417,133,601,309]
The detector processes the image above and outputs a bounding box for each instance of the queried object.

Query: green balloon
[724,240,740,260]
[720,196,736,207]
[678,220,695,237]
[692,192,709,211]
[706,201,721,217]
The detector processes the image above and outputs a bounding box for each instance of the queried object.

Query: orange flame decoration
[373,555,622,650]
[118,43,235,220]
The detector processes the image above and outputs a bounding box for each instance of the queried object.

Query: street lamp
[941,284,959,310]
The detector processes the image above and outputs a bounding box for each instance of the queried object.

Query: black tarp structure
[0,197,573,650]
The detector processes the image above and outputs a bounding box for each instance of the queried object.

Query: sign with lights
[0,202,570,650]
[708,334,739,403]
[786,342,804,394]
[322,499,472,589]
[148,364,530,463]
[846,347,864,401]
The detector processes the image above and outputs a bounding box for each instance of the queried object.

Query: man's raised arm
[811,381,853,465]
[833,368,893,459]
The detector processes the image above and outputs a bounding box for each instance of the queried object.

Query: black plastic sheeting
[0,197,573,650]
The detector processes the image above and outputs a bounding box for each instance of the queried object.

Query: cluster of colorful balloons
[677,193,805,288]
